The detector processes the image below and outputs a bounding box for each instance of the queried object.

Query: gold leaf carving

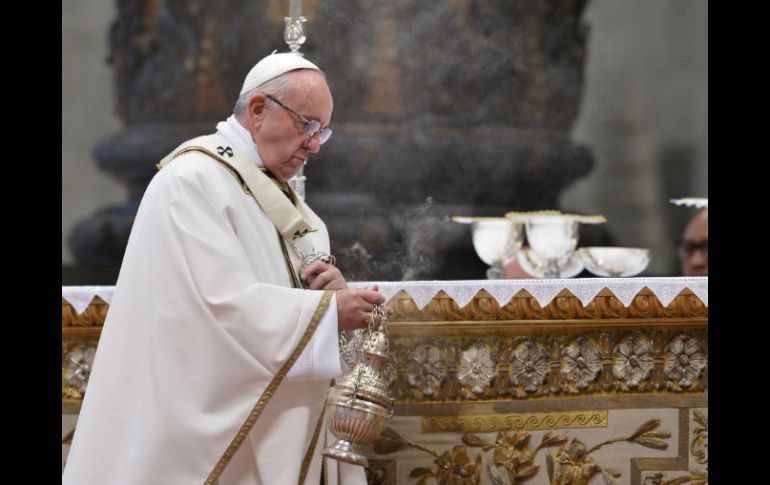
[62,298,108,328]
[388,289,706,322]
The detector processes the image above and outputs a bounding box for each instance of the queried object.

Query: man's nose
[302,133,322,153]
[690,250,707,266]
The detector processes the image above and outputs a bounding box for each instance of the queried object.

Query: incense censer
[323,304,395,466]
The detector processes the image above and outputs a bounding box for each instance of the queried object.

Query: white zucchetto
[239,52,321,95]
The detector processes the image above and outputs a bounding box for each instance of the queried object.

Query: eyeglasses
[265,94,332,144]
[677,239,708,260]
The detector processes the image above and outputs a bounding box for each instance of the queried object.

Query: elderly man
[63,53,382,484]
[679,209,708,276]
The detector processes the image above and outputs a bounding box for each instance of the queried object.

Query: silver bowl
[577,247,651,277]
[517,248,585,279]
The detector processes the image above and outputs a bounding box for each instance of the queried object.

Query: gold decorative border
[204,290,333,484]
[422,410,608,433]
[392,328,708,403]
[388,288,707,325]
[62,287,708,407]
[397,393,707,417]
[62,287,708,330]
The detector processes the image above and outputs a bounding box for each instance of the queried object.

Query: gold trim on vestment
[322,417,329,485]
[298,402,327,484]
[279,229,303,288]
[323,455,329,485]
[161,146,253,195]
[263,168,299,206]
[204,290,334,484]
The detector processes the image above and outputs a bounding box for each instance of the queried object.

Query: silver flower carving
[64,342,97,394]
[664,334,705,389]
[509,340,551,392]
[407,344,447,396]
[560,337,602,389]
[612,334,654,388]
[458,343,496,394]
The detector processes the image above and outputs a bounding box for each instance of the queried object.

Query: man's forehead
[286,70,331,95]
[282,72,333,121]
[684,219,708,240]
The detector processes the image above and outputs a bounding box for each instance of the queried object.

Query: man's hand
[336,285,388,331]
[301,260,347,290]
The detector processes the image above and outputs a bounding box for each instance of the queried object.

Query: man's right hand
[336,285,387,331]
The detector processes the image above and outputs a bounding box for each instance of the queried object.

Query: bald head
[679,209,708,276]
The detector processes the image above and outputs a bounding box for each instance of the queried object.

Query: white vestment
[63,118,366,485]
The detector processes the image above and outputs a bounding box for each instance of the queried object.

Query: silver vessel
[323,305,395,466]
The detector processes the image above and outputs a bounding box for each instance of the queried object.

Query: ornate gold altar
[62,278,707,484]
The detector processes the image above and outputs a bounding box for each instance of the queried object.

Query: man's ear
[247,93,268,125]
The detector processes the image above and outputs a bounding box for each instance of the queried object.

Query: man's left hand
[301,260,347,290]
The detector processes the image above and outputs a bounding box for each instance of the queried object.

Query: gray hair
[232,68,325,117]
